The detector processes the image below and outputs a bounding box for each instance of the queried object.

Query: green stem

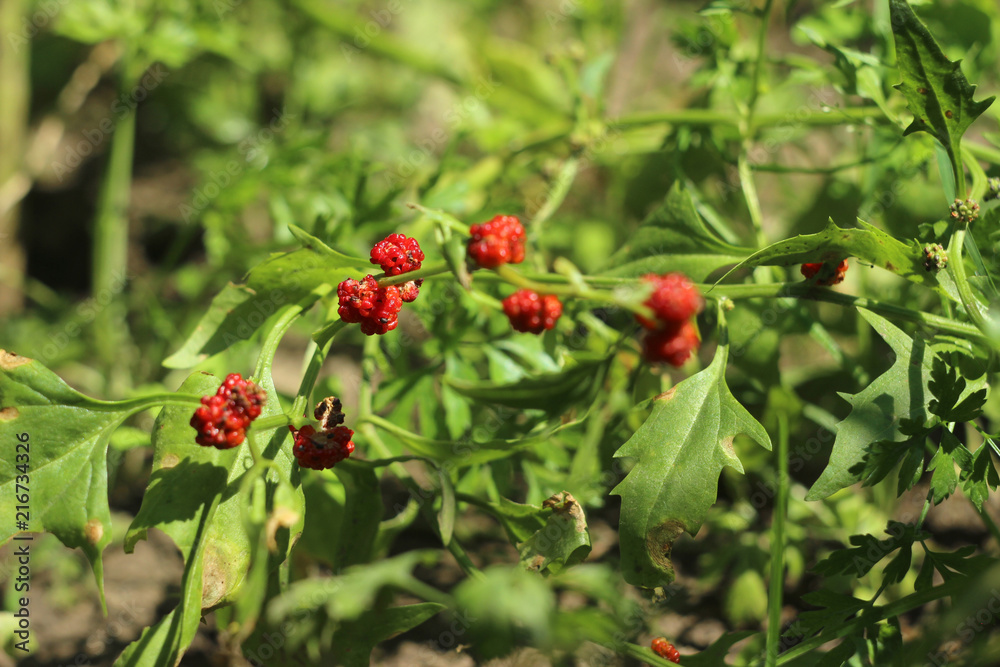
[92,58,138,394]
[608,107,887,133]
[947,225,990,335]
[361,413,453,448]
[290,331,335,420]
[254,284,332,381]
[765,410,790,667]
[113,393,203,413]
[747,0,775,121]
[253,414,294,432]
[708,282,989,344]
[529,156,580,235]
[738,151,768,248]
[377,260,452,287]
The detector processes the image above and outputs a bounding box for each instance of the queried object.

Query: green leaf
[813,522,926,579]
[928,356,987,422]
[117,364,302,666]
[125,367,302,617]
[267,551,440,623]
[602,182,753,281]
[928,448,958,503]
[331,462,382,568]
[115,494,217,667]
[961,443,1000,512]
[163,283,293,369]
[452,564,556,660]
[611,332,771,588]
[807,310,934,500]
[518,492,591,575]
[246,229,370,301]
[795,590,868,638]
[719,218,940,289]
[0,350,168,604]
[436,467,456,547]
[331,603,446,667]
[444,353,611,413]
[890,0,995,184]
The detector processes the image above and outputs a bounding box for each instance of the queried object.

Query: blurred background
[3,0,1000,664]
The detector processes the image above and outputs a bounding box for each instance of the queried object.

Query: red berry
[636,273,702,329]
[290,424,355,470]
[337,275,403,335]
[370,233,424,276]
[651,637,680,663]
[643,320,700,367]
[190,373,267,449]
[399,279,422,303]
[467,214,526,269]
[501,289,562,334]
[800,259,848,286]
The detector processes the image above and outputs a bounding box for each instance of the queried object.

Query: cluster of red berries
[636,273,702,367]
[651,637,680,663]
[338,275,405,335]
[371,233,424,276]
[190,373,267,449]
[338,233,425,336]
[467,214,526,268]
[502,289,563,334]
[800,259,848,286]
[289,397,355,470]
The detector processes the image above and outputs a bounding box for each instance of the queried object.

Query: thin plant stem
[92,56,138,394]
[765,410,790,667]
[947,225,990,335]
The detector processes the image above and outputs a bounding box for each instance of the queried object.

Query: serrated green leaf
[611,333,771,588]
[928,448,958,503]
[889,0,995,184]
[719,218,940,289]
[961,442,999,512]
[807,310,935,500]
[602,182,753,281]
[0,350,173,604]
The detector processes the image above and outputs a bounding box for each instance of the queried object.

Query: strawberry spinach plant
[4,0,1000,665]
